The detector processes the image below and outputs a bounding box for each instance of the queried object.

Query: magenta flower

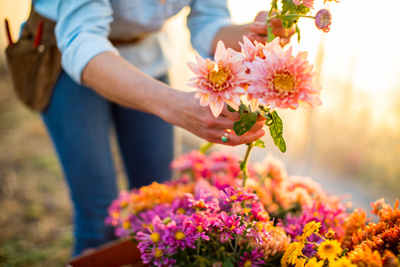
[315,9,332,32]
[219,186,258,204]
[213,212,246,242]
[246,221,272,245]
[164,216,197,252]
[136,217,167,253]
[141,245,176,267]
[245,38,322,111]
[187,41,248,117]
[239,249,265,267]
[169,150,208,179]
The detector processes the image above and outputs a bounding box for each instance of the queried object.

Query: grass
[0,69,72,266]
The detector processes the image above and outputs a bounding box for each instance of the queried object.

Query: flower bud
[315,9,332,32]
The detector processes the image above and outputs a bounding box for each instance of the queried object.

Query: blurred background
[1,0,399,265]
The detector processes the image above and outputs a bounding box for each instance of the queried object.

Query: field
[0,69,73,266]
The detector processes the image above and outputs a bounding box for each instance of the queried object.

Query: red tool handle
[4,18,13,46]
[33,20,44,48]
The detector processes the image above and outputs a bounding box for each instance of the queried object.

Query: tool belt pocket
[5,8,61,112]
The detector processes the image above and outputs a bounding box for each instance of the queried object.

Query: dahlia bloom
[187,41,248,117]
[245,38,322,110]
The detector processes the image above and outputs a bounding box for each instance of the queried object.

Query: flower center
[150,232,160,243]
[256,222,264,232]
[197,226,204,233]
[274,73,294,93]
[209,68,230,91]
[123,221,131,229]
[175,230,185,240]
[154,248,163,258]
[244,260,252,267]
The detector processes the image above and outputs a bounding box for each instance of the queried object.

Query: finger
[219,129,266,146]
[249,21,268,36]
[220,105,240,121]
[246,32,269,44]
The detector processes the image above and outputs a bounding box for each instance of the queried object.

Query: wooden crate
[66,238,148,267]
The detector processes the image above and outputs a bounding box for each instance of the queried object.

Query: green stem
[241,142,254,187]
[199,142,214,154]
[196,239,201,256]
[267,14,315,22]
[228,239,235,252]
[183,249,193,267]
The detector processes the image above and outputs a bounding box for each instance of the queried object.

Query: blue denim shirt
[34,0,233,84]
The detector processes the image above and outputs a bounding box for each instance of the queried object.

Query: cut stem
[241,142,254,187]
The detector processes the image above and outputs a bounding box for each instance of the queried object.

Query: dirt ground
[0,68,74,266]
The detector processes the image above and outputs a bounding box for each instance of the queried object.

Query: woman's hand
[168,91,266,146]
[247,11,295,47]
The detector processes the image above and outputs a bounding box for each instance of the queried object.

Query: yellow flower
[301,221,321,240]
[325,229,335,239]
[281,243,297,267]
[317,240,342,261]
[305,258,324,267]
[329,257,357,267]
[295,257,307,267]
[281,242,305,266]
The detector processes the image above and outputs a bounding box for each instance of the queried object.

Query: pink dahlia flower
[315,9,332,33]
[245,38,322,110]
[187,41,248,117]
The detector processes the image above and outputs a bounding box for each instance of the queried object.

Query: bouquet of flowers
[105,0,400,266]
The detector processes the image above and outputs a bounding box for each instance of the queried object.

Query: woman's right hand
[167,91,266,146]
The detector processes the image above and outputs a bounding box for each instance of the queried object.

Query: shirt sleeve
[55,0,119,84]
[187,0,233,58]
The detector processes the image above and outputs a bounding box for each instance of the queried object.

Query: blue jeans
[42,71,174,256]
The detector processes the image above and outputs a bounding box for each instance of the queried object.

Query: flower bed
[103,150,400,266]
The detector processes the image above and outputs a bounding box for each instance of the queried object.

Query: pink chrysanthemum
[245,38,322,110]
[187,41,248,117]
[219,186,258,204]
[315,9,332,33]
[293,0,315,9]
[239,249,265,267]
[213,212,246,242]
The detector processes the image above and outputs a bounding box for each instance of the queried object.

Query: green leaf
[233,104,258,136]
[295,4,310,15]
[222,254,235,267]
[267,110,286,153]
[267,26,275,43]
[193,255,211,267]
[254,139,265,148]
[271,0,278,10]
[227,105,236,113]
[281,0,296,15]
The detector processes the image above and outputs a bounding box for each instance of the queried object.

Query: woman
[33,0,292,255]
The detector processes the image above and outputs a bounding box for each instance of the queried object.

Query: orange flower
[348,246,382,266]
